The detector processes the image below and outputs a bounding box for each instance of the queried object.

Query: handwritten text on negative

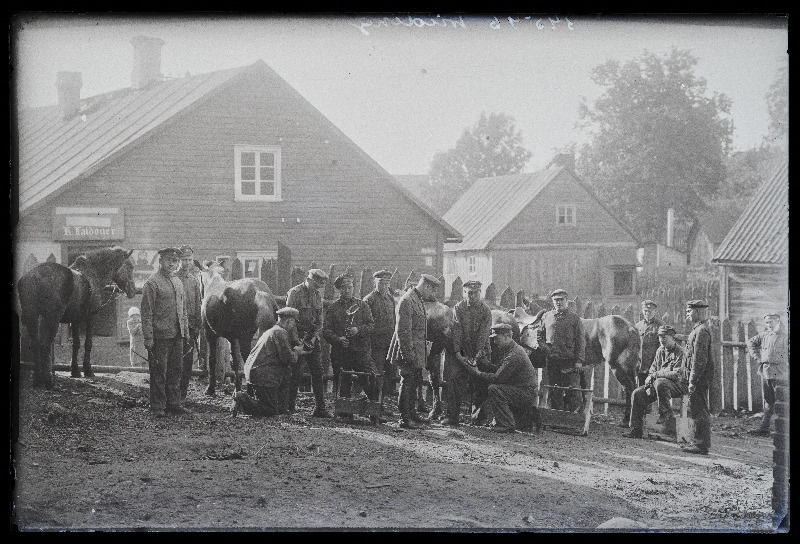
[349,15,575,36]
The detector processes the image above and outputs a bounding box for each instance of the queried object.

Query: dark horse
[201,277,279,396]
[17,246,135,388]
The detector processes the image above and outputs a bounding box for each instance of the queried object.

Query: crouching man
[232,307,307,417]
[624,325,687,438]
[461,323,541,433]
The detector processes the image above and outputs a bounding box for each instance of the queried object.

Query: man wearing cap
[448,280,493,427]
[537,289,586,412]
[141,247,191,417]
[323,274,381,421]
[390,274,440,429]
[635,301,664,383]
[681,300,713,454]
[364,270,397,397]
[461,323,540,433]
[177,245,203,401]
[286,269,332,418]
[232,307,307,418]
[623,325,688,439]
[746,313,788,436]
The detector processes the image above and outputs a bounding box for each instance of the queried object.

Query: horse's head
[512,307,545,350]
[112,256,136,298]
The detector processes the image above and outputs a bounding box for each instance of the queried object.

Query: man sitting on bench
[624,325,687,439]
[461,323,541,433]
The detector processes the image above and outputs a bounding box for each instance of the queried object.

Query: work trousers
[487,384,537,430]
[629,378,686,430]
[759,376,777,430]
[688,385,712,451]
[180,328,199,398]
[149,336,184,412]
[288,349,326,412]
[398,364,423,422]
[372,335,396,393]
[547,357,581,411]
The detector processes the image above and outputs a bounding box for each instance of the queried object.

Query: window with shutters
[234,145,282,202]
[557,205,576,225]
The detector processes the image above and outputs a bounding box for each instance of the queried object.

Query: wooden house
[442,154,642,303]
[686,209,739,270]
[713,159,788,323]
[14,36,461,352]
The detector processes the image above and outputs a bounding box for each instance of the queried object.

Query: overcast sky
[12,13,788,174]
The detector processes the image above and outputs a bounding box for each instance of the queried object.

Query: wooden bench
[644,394,694,443]
[538,384,593,436]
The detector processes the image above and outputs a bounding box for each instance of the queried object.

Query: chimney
[130,35,165,89]
[551,152,575,171]
[56,71,82,120]
[666,208,675,248]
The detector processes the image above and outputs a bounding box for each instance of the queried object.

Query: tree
[427,112,532,215]
[765,65,788,148]
[576,48,733,242]
[712,146,782,219]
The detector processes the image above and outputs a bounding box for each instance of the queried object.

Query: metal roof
[442,168,561,251]
[713,159,788,265]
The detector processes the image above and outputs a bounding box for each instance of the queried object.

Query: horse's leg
[610,366,634,426]
[204,324,217,396]
[38,317,60,389]
[229,337,246,392]
[83,317,95,378]
[70,321,82,378]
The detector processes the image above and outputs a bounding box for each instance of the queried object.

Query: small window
[557,205,576,225]
[235,251,278,280]
[613,269,633,295]
[235,145,281,202]
[425,256,434,267]
[468,255,476,275]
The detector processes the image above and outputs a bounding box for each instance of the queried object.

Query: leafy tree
[765,65,788,148]
[427,112,532,214]
[576,48,734,242]
[712,146,782,219]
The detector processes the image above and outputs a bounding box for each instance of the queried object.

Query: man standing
[364,270,397,397]
[177,245,202,401]
[141,247,190,417]
[461,323,540,433]
[537,289,585,412]
[390,274,440,429]
[623,325,687,439]
[286,269,332,418]
[323,274,381,421]
[449,280,493,427]
[747,313,788,436]
[635,301,664,385]
[232,307,306,418]
[681,300,713,455]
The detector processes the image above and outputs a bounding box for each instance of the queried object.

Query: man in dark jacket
[462,323,540,433]
[364,270,396,397]
[681,300,713,455]
[624,325,687,438]
[537,289,585,412]
[141,247,190,418]
[747,312,788,436]
[177,245,203,401]
[635,300,664,387]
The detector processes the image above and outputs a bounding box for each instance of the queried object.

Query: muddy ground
[11,369,779,532]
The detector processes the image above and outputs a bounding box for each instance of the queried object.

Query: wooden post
[499,287,515,310]
[597,303,606,317]
[391,267,401,292]
[573,296,582,315]
[405,270,417,290]
[623,304,635,325]
[583,301,594,319]
[435,275,446,303]
[515,290,527,309]
[610,304,621,316]
[747,319,762,413]
[735,321,749,411]
[484,283,497,308]
[708,318,723,414]
[721,318,733,412]
[230,258,243,280]
[277,241,292,295]
[261,258,278,294]
[323,264,337,300]
[290,266,305,290]
[360,267,372,298]
[449,277,463,305]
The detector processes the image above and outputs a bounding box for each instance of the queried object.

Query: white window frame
[557,204,576,225]
[468,255,477,275]
[234,145,282,202]
[236,250,279,279]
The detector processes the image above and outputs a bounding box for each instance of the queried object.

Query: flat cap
[764,312,782,319]
[333,274,354,289]
[276,306,300,318]
[157,247,181,258]
[307,269,329,281]
[419,274,441,286]
[178,244,194,257]
[657,325,676,336]
[463,280,482,290]
[549,289,568,299]
[373,270,393,279]
[489,323,513,337]
[127,307,140,317]
[686,300,709,309]
[641,300,657,309]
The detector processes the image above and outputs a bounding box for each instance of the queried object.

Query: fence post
[499,287,515,310]
[515,290,527,309]
[435,275,446,303]
[597,303,606,317]
[610,304,621,316]
[449,277,463,306]
[708,317,723,414]
[323,265,337,300]
[360,267,372,298]
[747,319,762,413]
[735,321,749,411]
[721,318,733,412]
[261,258,278,293]
[484,283,497,308]
[289,266,305,290]
[391,267,401,292]
[623,304,635,325]
[583,301,594,319]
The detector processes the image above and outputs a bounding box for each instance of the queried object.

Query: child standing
[127,306,146,367]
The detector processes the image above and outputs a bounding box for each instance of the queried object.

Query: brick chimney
[130,35,164,89]
[551,152,575,171]
[56,71,82,120]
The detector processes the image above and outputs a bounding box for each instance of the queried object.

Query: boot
[428,401,443,421]
[623,427,643,439]
[311,376,332,418]
[398,381,421,429]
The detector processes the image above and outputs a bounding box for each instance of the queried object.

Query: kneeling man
[624,325,687,438]
[232,307,307,417]
[461,323,540,433]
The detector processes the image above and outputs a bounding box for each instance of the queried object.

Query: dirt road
[11,371,777,531]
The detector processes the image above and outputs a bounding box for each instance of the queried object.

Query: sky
[12,13,788,174]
